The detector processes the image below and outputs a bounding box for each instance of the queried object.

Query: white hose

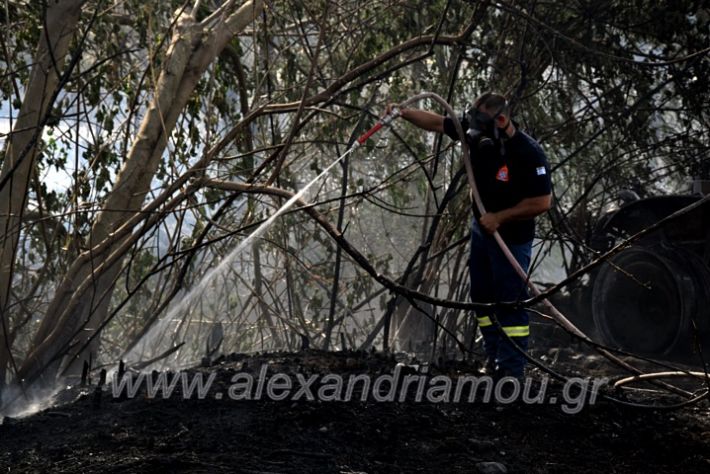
[614,371,710,388]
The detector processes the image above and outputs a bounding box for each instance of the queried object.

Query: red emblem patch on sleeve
[496,164,509,182]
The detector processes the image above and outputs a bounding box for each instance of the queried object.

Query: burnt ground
[1,324,710,473]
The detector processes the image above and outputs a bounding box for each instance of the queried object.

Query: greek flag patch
[536,166,546,176]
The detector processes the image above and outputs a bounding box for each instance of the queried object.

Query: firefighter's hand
[479,212,501,234]
[384,103,401,118]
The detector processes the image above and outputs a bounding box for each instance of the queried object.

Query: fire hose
[353,92,710,406]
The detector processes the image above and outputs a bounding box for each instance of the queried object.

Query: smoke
[0,382,70,423]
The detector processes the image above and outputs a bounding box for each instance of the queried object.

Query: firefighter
[386,92,552,379]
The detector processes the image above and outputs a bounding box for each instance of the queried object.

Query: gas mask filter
[465,108,503,152]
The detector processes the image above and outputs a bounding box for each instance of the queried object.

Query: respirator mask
[464,108,504,152]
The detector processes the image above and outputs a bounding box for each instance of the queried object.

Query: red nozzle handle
[357,122,384,145]
[355,108,400,145]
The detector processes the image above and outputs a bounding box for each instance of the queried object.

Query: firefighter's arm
[479,194,552,234]
[386,104,445,133]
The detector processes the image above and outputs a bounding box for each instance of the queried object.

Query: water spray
[123,112,406,369]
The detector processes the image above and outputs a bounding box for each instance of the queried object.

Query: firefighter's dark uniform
[443,116,552,378]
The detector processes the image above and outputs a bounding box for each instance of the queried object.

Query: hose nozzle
[381,106,400,125]
[354,107,401,147]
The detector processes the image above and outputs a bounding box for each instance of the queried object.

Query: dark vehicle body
[570,189,710,361]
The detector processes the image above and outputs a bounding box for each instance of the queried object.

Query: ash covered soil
[2,328,710,473]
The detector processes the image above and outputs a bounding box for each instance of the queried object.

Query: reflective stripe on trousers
[476,316,529,337]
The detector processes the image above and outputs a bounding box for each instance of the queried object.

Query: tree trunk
[0,0,85,385]
[17,0,265,385]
